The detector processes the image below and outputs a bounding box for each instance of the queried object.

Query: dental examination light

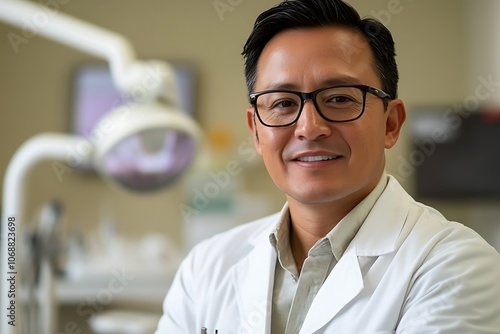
[0,0,204,333]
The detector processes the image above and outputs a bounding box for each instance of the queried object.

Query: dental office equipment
[0,0,204,333]
[24,200,65,334]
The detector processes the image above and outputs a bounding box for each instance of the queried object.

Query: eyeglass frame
[249,84,392,128]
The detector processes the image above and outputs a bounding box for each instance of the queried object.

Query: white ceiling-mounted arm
[0,0,178,106]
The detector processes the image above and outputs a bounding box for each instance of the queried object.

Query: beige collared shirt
[269,173,388,334]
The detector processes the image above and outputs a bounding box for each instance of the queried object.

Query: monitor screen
[410,107,500,199]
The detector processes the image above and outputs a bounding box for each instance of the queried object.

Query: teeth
[297,155,337,162]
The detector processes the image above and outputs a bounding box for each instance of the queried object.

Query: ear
[384,99,406,149]
[246,107,262,155]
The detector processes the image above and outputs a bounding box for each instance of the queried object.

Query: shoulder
[378,177,500,330]
[383,175,498,256]
[195,211,279,251]
[179,211,280,274]
[391,196,500,286]
[368,175,500,269]
[408,199,498,256]
[411,201,500,270]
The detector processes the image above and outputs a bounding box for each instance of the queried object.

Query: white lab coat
[156,176,500,333]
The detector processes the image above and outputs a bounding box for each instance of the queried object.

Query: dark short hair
[242,0,399,99]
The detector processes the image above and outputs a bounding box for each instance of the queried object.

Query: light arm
[0,0,178,106]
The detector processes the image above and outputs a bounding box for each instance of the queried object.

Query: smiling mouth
[295,155,339,162]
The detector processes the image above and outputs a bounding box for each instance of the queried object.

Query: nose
[294,100,332,141]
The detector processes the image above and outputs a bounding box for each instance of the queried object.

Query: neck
[288,201,347,272]
[286,182,378,273]
[284,169,386,274]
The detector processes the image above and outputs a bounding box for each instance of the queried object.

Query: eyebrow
[261,76,363,91]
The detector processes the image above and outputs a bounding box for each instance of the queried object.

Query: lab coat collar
[354,175,412,257]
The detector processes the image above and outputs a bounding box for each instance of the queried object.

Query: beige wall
[0,0,498,264]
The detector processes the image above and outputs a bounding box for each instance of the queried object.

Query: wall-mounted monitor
[410,106,500,199]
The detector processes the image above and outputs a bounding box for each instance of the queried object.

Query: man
[156,0,500,333]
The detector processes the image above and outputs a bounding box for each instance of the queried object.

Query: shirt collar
[269,172,388,266]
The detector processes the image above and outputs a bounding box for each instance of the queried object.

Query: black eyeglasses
[249,85,391,127]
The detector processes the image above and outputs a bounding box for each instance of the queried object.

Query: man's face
[246,26,405,208]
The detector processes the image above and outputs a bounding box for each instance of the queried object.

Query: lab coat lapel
[232,228,277,333]
[299,244,363,334]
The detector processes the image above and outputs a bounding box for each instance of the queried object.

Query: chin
[287,187,350,205]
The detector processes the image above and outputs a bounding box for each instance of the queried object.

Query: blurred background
[1,0,499,333]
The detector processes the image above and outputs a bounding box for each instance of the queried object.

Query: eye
[272,99,296,108]
[327,95,353,104]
